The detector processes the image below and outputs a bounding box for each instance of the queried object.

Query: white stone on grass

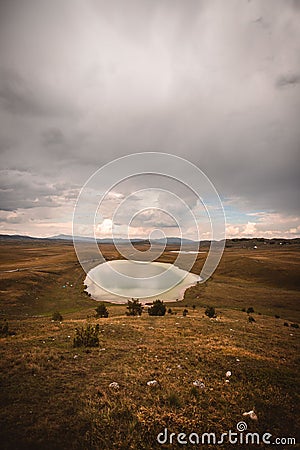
[147,380,158,386]
[243,410,258,420]
[193,380,205,388]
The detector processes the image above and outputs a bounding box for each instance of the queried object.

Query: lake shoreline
[84,259,201,304]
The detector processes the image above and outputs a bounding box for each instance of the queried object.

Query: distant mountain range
[49,234,198,245]
[0,233,197,245]
[0,233,299,246]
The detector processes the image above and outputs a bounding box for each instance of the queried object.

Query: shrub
[192,305,196,311]
[190,386,200,398]
[247,307,255,314]
[290,323,299,329]
[284,322,289,327]
[241,308,246,312]
[52,311,63,321]
[73,324,100,347]
[183,309,188,317]
[0,320,10,337]
[0,320,15,337]
[205,306,216,318]
[167,308,173,314]
[148,300,166,316]
[165,393,182,409]
[126,298,143,316]
[95,303,109,318]
[275,315,280,319]
[248,316,256,323]
[0,319,9,336]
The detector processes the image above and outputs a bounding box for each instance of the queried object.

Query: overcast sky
[0,0,299,239]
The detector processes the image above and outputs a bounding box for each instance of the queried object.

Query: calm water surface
[84,260,200,304]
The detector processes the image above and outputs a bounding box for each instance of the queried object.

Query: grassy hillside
[0,238,299,449]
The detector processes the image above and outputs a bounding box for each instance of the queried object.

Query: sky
[0,0,299,239]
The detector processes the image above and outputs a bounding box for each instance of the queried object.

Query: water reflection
[84,260,200,304]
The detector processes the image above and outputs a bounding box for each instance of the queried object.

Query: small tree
[52,311,63,321]
[205,306,216,318]
[95,303,109,318]
[0,319,9,337]
[183,309,188,317]
[73,324,100,347]
[148,300,166,316]
[126,298,143,316]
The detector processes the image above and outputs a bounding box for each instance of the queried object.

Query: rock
[193,380,205,388]
[147,380,158,386]
[243,410,258,421]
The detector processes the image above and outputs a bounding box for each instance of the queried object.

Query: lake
[84,260,200,304]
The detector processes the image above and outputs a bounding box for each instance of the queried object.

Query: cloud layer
[0,0,299,238]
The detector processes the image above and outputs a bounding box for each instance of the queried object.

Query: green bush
[95,303,109,318]
[73,324,100,347]
[0,320,15,337]
[165,393,182,409]
[167,308,173,314]
[290,323,299,329]
[183,309,188,317]
[247,307,255,314]
[52,311,63,321]
[248,316,256,323]
[205,306,216,318]
[190,386,200,398]
[126,298,143,316]
[148,300,166,316]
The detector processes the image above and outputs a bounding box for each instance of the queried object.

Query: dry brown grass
[0,239,299,448]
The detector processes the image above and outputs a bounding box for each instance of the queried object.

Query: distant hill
[50,235,199,245]
[151,237,197,245]
[0,234,40,241]
[0,234,299,247]
[51,234,93,242]
[50,234,148,244]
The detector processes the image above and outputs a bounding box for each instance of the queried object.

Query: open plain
[0,236,299,449]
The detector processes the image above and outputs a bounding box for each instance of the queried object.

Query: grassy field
[0,238,299,449]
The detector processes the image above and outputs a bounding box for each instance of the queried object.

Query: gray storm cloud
[0,0,299,236]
